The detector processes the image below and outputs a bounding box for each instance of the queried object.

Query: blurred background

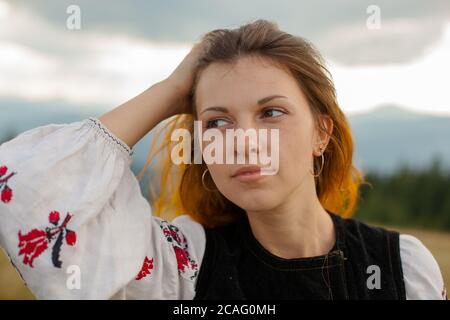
[0,0,449,299]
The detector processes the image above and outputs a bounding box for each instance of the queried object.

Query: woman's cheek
[280,127,310,174]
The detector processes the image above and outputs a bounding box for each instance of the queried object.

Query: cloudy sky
[1,0,450,116]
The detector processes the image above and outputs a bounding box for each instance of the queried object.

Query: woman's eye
[262,108,285,118]
[205,118,229,129]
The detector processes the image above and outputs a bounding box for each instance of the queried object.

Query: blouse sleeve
[400,234,447,300]
[0,117,206,299]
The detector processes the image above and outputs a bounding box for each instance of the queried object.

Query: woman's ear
[314,114,333,155]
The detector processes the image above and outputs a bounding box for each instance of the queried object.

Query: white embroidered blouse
[0,117,446,300]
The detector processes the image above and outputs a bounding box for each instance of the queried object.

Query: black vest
[194,211,406,300]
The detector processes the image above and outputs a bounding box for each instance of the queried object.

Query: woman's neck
[245,182,336,259]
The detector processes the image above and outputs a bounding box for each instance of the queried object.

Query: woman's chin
[234,195,280,213]
[221,182,282,211]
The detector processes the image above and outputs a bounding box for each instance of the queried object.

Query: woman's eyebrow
[199,106,229,115]
[257,94,287,105]
[199,94,288,115]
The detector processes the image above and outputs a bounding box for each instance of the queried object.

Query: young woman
[0,19,446,300]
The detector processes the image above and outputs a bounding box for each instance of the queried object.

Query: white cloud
[0,0,10,19]
[0,2,191,110]
[319,17,444,66]
[330,22,450,116]
[0,1,449,116]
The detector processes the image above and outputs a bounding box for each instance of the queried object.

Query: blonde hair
[137,19,367,228]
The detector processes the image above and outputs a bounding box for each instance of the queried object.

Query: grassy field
[0,225,448,300]
[0,247,34,299]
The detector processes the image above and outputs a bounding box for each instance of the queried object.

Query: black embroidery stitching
[87,118,134,156]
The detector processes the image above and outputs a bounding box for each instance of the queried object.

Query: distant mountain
[1,99,450,177]
[0,98,95,135]
[0,97,156,196]
[348,105,450,174]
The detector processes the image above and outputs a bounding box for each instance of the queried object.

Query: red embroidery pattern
[135,256,154,280]
[18,211,76,268]
[0,165,17,203]
[158,220,198,281]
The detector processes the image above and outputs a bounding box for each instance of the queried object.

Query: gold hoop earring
[310,147,325,178]
[202,168,218,192]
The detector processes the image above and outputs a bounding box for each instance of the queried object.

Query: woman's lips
[232,166,265,183]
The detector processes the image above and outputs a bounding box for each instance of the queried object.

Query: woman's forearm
[98,79,183,149]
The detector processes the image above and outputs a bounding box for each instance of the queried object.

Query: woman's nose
[231,121,260,164]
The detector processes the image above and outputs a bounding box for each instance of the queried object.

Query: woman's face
[195,55,332,213]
